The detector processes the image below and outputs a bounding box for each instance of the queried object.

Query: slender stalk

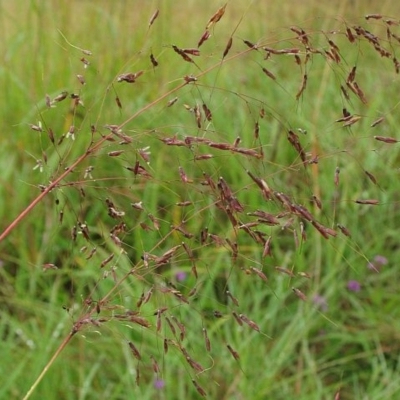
[23,330,76,400]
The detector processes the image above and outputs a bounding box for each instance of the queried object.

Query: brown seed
[370,116,384,127]
[243,39,256,49]
[194,104,202,128]
[347,66,357,83]
[150,355,160,374]
[188,286,197,297]
[385,19,400,26]
[156,309,162,333]
[53,91,68,103]
[182,242,194,260]
[47,128,55,143]
[172,45,195,64]
[334,167,340,186]
[114,95,122,109]
[167,97,178,107]
[202,103,212,121]
[206,3,227,30]
[355,199,379,205]
[312,195,322,210]
[143,286,153,304]
[198,30,211,47]
[232,311,243,326]
[108,150,124,157]
[262,67,276,81]
[164,338,168,354]
[80,57,90,67]
[239,313,260,332]
[148,214,160,231]
[70,225,77,241]
[147,53,157,70]
[262,236,272,258]
[300,222,307,242]
[128,341,141,360]
[58,210,64,224]
[76,74,85,85]
[129,315,151,328]
[223,37,233,58]
[227,344,240,360]
[247,170,272,200]
[117,71,144,83]
[192,379,207,397]
[337,224,351,237]
[85,247,97,260]
[346,27,355,43]
[365,14,382,20]
[296,74,307,100]
[252,122,260,140]
[364,170,378,185]
[374,135,398,144]
[287,130,306,162]
[148,9,159,27]
[195,154,213,160]
[179,166,191,183]
[292,287,307,301]
[203,328,211,352]
[182,48,200,56]
[79,222,90,241]
[172,224,194,239]
[226,290,239,306]
[100,254,114,268]
[340,85,350,100]
[312,221,337,238]
[250,267,268,282]
[42,263,58,271]
[200,228,208,245]
[191,264,198,280]
[30,123,43,132]
[165,316,176,336]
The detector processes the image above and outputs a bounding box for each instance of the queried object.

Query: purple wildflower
[374,255,388,265]
[312,294,328,312]
[175,271,187,282]
[367,255,388,272]
[154,379,165,390]
[347,280,361,292]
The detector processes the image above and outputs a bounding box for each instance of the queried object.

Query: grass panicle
[1,1,400,399]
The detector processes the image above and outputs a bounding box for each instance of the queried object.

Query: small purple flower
[175,271,187,282]
[347,280,361,292]
[367,255,388,272]
[312,294,328,312]
[374,255,388,266]
[154,379,165,390]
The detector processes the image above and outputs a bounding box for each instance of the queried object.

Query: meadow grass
[1,1,400,399]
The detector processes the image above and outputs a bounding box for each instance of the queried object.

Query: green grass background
[1,1,400,399]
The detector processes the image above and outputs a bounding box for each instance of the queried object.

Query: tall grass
[1,1,400,399]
